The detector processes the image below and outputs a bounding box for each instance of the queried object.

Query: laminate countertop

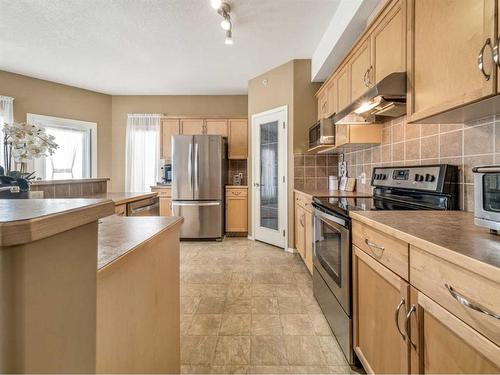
[294,188,372,198]
[350,211,500,272]
[0,198,115,246]
[86,192,157,205]
[97,215,183,270]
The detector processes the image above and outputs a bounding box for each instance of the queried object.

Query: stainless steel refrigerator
[171,135,227,239]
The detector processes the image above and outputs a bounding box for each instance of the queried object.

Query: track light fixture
[210,1,233,45]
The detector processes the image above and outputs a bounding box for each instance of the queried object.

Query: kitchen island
[96,215,183,373]
[0,198,114,373]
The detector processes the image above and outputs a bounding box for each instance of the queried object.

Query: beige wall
[0,71,112,179]
[110,95,247,191]
[247,60,320,248]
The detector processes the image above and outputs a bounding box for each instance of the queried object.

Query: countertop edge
[294,188,372,198]
[349,211,500,282]
[103,192,158,205]
[0,199,115,247]
[32,178,110,186]
[97,216,183,271]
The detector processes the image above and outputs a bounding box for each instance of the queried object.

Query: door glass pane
[260,120,279,231]
[483,174,500,212]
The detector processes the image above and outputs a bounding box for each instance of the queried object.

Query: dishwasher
[126,196,160,216]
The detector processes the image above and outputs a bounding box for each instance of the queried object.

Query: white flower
[3,122,59,163]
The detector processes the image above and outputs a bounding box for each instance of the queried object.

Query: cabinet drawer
[226,188,247,197]
[152,187,171,197]
[410,245,500,347]
[295,192,312,211]
[114,204,127,217]
[352,221,409,280]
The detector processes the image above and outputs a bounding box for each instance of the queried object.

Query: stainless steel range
[312,164,459,365]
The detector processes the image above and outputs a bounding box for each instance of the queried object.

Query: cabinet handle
[394,298,406,340]
[231,191,242,196]
[367,65,373,86]
[364,238,385,257]
[478,38,493,81]
[493,37,500,67]
[404,304,417,349]
[445,283,500,320]
[363,69,369,87]
[300,213,305,227]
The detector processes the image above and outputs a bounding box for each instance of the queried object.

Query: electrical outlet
[360,172,367,185]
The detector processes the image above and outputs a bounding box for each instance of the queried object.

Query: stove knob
[415,174,424,182]
[425,174,435,182]
[381,174,387,180]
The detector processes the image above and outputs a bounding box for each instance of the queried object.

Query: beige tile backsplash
[292,115,500,211]
[334,115,500,211]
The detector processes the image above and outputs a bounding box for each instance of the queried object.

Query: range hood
[333,72,407,125]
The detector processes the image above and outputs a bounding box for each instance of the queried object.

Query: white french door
[252,106,287,248]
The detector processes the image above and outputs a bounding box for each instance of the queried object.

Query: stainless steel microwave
[473,165,500,233]
[308,118,335,150]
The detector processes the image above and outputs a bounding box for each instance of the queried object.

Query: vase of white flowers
[1,122,58,191]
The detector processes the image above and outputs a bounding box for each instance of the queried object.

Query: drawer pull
[231,191,242,195]
[445,283,500,321]
[364,239,385,257]
[404,304,417,349]
[394,298,406,340]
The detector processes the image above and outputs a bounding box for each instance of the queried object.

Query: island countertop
[86,192,157,205]
[349,210,500,273]
[98,215,183,270]
[0,198,115,246]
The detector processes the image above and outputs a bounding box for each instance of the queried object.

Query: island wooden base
[96,223,181,373]
[0,222,98,373]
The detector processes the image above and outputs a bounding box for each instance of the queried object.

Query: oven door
[474,166,500,228]
[313,208,351,315]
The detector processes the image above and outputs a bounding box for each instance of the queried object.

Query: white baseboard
[247,235,254,240]
[285,247,297,254]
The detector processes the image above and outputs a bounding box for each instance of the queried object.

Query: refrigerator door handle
[194,142,199,192]
[188,143,193,192]
[172,201,221,207]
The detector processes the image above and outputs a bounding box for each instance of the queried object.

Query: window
[125,114,161,192]
[29,114,97,180]
[0,96,14,171]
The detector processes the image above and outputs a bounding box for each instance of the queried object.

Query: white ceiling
[0,0,340,95]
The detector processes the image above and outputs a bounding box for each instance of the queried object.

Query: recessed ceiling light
[220,18,231,31]
[210,0,222,9]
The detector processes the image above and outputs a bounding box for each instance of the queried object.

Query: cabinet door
[335,124,350,147]
[408,0,495,122]
[349,39,371,101]
[409,287,500,374]
[226,196,248,232]
[336,65,351,112]
[160,119,180,160]
[181,119,204,135]
[326,80,337,116]
[318,91,328,119]
[228,119,248,159]
[304,209,313,274]
[159,197,172,216]
[353,246,409,374]
[294,204,305,258]
[371,1,405,84]
[206,119,228,136]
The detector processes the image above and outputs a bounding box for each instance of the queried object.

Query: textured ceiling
[0,0,339,95]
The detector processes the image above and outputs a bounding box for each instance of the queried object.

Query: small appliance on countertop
[311,164,458,365]
[473,165,500,234]
[160,163,172,185]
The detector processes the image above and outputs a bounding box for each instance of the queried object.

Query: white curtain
[0,96,14,170]
[125,114,161,192]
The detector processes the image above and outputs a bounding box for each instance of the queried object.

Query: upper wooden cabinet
[371,1,405,84]
[228,119,248,159]
[336,65,351,112]
[334,124,383,149]
[160,119,180,160]
[349,39,371,102]
[181,119,205,135]
[206,119,228,136]
[407,0,496,122]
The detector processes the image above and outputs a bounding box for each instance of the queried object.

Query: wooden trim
[417,291,500,368]
[354,347,376,375]
[161,115,247,120]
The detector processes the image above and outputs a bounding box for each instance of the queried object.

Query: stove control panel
[372,165,442,191]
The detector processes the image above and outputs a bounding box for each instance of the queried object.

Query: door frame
[251,105,288,249]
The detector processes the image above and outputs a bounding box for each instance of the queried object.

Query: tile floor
[180,238,357,374]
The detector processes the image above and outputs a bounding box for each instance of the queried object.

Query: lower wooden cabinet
[226,187,248,233]
[352,218,500,375]
[294,191,313,274]
[151,186,172,217]
[115,204,127,217]
[409,287,500,374]
[353,246,409,374]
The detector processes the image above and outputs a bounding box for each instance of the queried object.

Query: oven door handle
[313,208,348,228]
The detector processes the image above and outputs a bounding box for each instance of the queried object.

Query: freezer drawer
[172,200,223,239]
